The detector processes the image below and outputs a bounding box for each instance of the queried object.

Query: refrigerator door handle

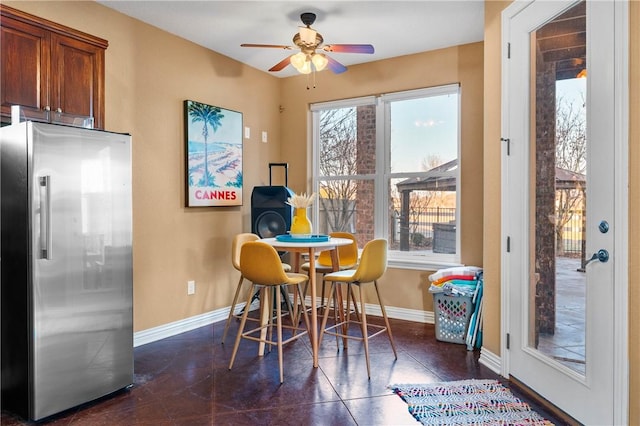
[39,176,52,259]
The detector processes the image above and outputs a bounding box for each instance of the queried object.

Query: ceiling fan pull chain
[306,69,318,90]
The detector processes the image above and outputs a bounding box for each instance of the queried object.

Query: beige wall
[482,0,511,356]
[278,42,485,312]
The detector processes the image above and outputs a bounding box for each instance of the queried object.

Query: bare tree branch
[555,92,586,254]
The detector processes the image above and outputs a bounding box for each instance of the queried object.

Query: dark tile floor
[2,315,568,425]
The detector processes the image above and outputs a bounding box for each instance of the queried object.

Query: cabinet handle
[56,108,62,113]
[44,106,51,111]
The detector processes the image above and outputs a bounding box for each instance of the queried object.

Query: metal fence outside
[319,205,584,254]
[560,209,584,255]
[390,207,585,254]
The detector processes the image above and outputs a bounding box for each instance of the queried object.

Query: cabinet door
[0,16,51,122]
[51,34,105,129]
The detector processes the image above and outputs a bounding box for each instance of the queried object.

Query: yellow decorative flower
[286,192,316,209]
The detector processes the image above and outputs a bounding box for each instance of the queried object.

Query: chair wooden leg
[349,286,361,322]
[228,283,255,370]
[358,284,371,379]
[222,274,245,345]
[333,284,342,348]
[275,286,284,383]
[374,281,398,358]
[295,283,311,333]
[291,279,309,334]
[266,287,275,354]
[320,278,327,314]
[279,286,294,319]
[340,283,354,349]
[318,281,335,347]
[258,287,272,355]
[291,285,300,328]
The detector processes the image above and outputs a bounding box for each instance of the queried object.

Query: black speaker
[251,186,294,238]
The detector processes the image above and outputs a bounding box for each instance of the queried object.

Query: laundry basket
[433,292,474,344]
[428,266,482,345]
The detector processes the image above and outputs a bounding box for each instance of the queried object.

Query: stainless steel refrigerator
[1,121,133,421]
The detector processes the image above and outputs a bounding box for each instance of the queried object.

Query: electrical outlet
[187,280,195,295]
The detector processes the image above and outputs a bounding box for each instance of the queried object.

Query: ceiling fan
[241,12,374,74]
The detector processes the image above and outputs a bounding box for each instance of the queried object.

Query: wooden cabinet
[1,13,50,123]
[1,5,107,129]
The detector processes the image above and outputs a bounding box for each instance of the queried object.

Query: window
[311,84,461,269]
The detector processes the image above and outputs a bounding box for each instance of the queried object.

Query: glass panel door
[530,1,587,375]
[503,0,621,422]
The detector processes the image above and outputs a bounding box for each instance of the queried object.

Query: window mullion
[375,97,388,239]
[311,110,320,225]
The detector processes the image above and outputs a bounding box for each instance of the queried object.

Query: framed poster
[184,100,243,207]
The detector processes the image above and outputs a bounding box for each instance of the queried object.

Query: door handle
[585,249,609,266]
[39,176,52,259]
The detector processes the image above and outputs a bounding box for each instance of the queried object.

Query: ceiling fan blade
[241,43,293,50]
[269,55,293,72]
[323,44,375,54]
[326,56,347,74]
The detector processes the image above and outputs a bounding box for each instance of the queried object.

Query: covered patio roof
[395,159,585,192]
[396,159,457,192]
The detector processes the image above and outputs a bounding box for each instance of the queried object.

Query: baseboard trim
[134,307,227,347]
[479,346,502,375]
[363,302,434,324]
[134,299,434,347]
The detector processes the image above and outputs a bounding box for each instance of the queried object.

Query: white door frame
[499,1,629,424]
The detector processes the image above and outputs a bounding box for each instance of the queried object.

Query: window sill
[387,253,463,271]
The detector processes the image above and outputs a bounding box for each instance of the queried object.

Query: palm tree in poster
[188,101,224,186]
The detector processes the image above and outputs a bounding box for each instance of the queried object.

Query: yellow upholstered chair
[228,241,310,383]
[300,232,359,314]
[221,233,291,345]
[318,238,397,378]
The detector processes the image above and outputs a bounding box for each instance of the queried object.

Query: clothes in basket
[428,266,483,349]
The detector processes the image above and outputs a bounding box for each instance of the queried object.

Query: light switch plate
[261,131,268,143]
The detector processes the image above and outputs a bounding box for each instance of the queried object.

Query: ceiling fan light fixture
[291,52,312,74]
[311,53,328,71]
[298,60,312,74]
[290,52,307,71]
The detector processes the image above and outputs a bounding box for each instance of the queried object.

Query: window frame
[310,84,461,270]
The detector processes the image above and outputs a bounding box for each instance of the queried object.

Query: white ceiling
[98,1,485,77]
